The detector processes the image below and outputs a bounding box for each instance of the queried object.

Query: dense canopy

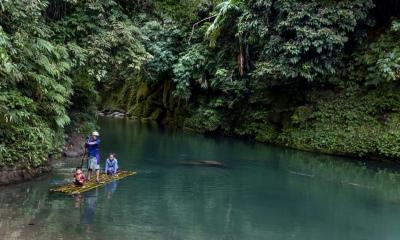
[1,0,400,168]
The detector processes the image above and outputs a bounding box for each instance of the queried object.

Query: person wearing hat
[85,131,101,182]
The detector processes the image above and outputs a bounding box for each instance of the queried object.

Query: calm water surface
[1,118,400,240]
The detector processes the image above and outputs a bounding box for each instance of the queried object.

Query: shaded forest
[1,0,400,168]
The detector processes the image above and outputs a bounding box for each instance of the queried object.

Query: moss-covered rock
[184,108,222,133]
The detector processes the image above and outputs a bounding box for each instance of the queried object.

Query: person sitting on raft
[74,167,86,186]
[104,153,119,176]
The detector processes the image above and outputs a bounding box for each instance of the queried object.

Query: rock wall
[0,165,51,186]
[62,132,86,158]
[101,79,185,125]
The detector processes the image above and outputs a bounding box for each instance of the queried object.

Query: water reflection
[72,181,119,233]
[277,149,400,202]
[80,189,98,233]
[105,180,118,199]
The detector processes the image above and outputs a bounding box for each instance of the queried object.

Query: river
[1,117,400,240]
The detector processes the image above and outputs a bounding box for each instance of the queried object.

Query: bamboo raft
[49,171,136,195]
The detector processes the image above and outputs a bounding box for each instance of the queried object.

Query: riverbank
[100,94,400,165]
[0,131,86,186]
[0,164,52,186]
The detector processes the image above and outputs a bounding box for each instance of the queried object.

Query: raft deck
[49,171,136,194]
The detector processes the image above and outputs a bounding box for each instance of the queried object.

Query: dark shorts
[74,180,83,186]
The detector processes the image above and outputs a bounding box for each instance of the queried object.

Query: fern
[206,0,244,47]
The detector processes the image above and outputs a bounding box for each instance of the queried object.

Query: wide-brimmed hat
[92,131,100,136]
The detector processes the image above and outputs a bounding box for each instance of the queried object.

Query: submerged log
[177,160,228,169]
[49,171,136,195]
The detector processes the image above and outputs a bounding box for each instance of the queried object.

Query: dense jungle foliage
[1,0,400,168]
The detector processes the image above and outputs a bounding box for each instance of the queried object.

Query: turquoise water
[2,118,400,239]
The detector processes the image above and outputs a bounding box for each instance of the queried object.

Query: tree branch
[188,15,217,44]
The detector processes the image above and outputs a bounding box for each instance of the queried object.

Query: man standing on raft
[85,131,101,182]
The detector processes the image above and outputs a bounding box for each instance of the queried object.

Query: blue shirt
[105,158,118,174]
[86,137,100,163]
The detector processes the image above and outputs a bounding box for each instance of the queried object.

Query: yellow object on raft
[49,171,136,195]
